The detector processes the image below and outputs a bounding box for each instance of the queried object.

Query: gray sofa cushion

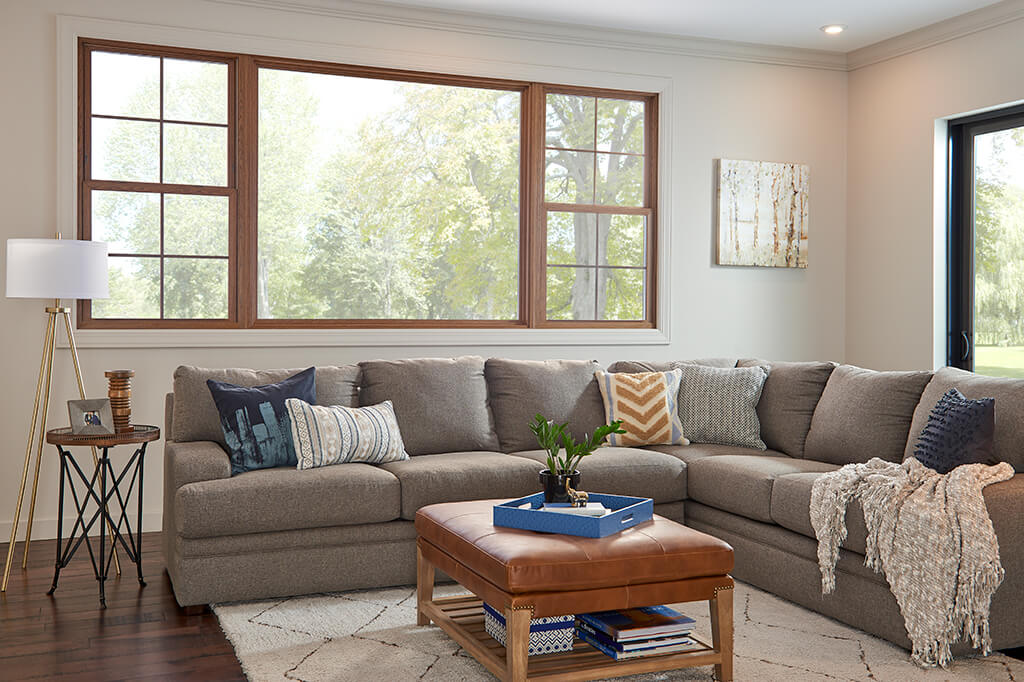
[172,365,360,444]
[685,455,837,523]
[485,358,606,453]
[737,359,837,458]
[770,472,869,554]
[803,365,932,466]
[380,452,539,519]
[904,366,1024,472]
[360,356,499,455]
[510,447,687,503]
[645,443,773,467]
[607,358,738,373]
[175,462,401,538]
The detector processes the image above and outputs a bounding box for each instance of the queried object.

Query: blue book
[576,626,701,660]
[577,605,696,641]
[576,619,693,652]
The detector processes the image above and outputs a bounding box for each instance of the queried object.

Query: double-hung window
[78,39,658,330]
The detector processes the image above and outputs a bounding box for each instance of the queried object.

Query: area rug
[213,581,1022,681]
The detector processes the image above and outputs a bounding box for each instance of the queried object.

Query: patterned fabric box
[482,603,575,656]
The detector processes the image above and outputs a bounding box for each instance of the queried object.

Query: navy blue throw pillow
[913,388,995,474]
[207,368,316,475]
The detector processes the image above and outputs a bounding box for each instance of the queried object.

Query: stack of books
[576,605,699,661]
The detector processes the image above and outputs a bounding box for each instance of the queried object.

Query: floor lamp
[2,236,113,592]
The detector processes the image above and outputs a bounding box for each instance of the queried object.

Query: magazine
[577,605,696,641]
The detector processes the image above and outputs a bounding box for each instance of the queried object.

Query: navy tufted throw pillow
[207,367,316,475]
[913,388,995,474]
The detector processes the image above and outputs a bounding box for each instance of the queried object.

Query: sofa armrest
[165,440,232,492]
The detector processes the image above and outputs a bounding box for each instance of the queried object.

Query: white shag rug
[213,581,1022,681]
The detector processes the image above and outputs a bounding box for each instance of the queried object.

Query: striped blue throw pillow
[286,398,409,469]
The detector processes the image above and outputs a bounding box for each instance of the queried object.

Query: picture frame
[68,398,115,435]
[715,158,809,268]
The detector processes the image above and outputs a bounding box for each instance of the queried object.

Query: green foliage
[530,413,625,475]
[91,59,647,322]
[529,414,568,474]
[974,129,1024,346]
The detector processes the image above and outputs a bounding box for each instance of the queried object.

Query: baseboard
[0,512,163,543]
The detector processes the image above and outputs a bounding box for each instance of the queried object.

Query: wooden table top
[46,425,160,447]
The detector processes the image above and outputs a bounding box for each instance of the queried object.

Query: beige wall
[846,18,1024,370]
[0,0,848,540]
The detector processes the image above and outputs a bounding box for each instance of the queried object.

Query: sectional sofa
[161,356,1024,652]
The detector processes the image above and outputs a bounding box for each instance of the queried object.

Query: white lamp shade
[6,238,109,300]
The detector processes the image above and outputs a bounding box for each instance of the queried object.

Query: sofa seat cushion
[904,367,1024,472]
[175,463,401,538]
[644,443,780,467]
[359,356,499,455]
[485,358,606,453]
[804,365,932,466]
[510,447,687,503]
[770,472,869,555]
[381,452,540,520]
[737,359,836,458]
[685,455,837,523]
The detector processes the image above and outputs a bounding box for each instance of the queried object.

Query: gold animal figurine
[565,481,589,508]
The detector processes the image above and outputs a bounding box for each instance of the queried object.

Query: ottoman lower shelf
[421,594,723,681]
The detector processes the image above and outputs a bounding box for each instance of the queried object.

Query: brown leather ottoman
[415,500,735,681]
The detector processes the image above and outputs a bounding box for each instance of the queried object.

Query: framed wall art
[716,159,809,268]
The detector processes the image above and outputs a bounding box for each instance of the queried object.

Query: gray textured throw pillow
[673,363,769,449]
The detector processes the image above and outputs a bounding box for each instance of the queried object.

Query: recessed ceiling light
[820,24,846,35]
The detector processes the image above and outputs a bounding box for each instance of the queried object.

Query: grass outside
[974,345,1024,378]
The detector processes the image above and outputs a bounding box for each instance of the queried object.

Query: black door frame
[947,104,1024,370]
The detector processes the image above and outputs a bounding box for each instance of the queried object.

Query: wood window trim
[78,38,240,329]
[76,38,658,331]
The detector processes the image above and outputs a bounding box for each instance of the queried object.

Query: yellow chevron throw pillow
[595,369,688,446]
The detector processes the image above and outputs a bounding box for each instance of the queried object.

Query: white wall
[0,0,848,541]
[846,17,1024,370]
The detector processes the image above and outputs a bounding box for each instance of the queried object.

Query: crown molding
[848,0,1024,70]
[207,0,849,71]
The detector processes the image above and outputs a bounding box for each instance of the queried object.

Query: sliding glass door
[949,107,1024,377]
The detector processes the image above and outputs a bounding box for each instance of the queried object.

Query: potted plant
[529,414,625,503]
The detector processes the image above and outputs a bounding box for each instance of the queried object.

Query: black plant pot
[539,470,581,504]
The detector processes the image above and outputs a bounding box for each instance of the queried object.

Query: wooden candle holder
[105,369,134,433]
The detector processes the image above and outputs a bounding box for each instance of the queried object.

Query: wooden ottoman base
[416,544,734,682]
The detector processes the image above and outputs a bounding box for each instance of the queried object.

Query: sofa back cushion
[737,359,837,458]
[485,358,606,453]
[803,364,932,465]
[172,365,360,444]
[359,356,499,455]
[607,358,737,373]
[904,366,1024,471]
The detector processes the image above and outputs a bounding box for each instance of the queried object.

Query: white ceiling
[366,0,1005,51]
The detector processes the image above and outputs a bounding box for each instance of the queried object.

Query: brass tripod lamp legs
[1,305,119,593]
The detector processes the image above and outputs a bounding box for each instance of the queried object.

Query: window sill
[61,326,670,349]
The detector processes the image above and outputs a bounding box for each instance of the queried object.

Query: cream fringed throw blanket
[809,457,1014,668]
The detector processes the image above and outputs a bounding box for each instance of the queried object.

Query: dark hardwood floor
[0,532,243,681]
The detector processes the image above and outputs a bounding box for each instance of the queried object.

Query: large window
[78,40,657,329]
[949,105,1024,376]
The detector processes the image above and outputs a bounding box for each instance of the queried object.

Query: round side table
[45,425,159,607]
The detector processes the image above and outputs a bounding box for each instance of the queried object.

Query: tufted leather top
[415,500,733,594]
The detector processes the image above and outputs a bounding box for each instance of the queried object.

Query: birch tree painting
[716,159,809,268]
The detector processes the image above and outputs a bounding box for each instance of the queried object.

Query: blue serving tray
[493,492,653,538]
